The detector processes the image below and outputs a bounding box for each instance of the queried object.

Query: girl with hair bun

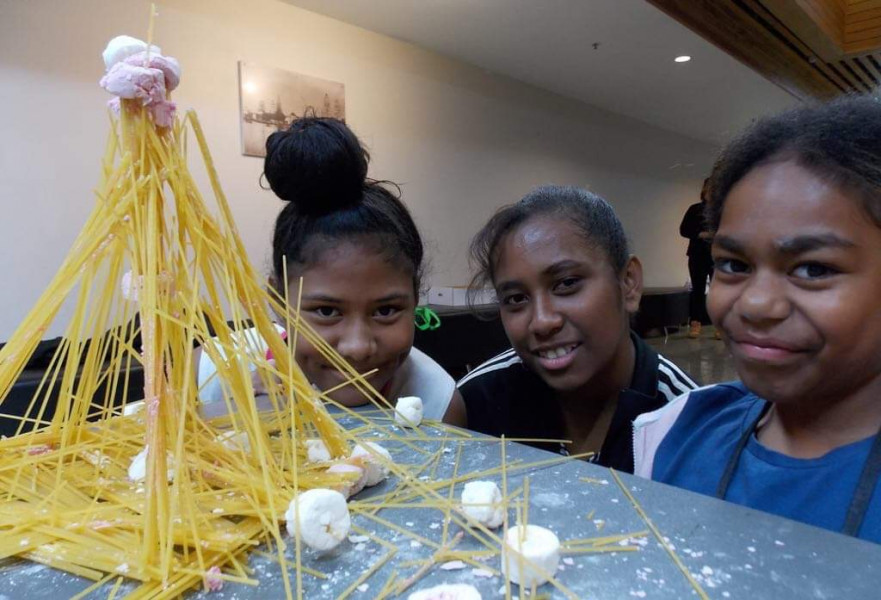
[198,117,466,425]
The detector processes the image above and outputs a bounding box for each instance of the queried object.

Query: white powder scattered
[410,540,422,548]
[774,540,785,546]
[472,568,494,578]
[348,535,369,543]
[357,583,369,593]
[747,546,756,553]
[440,560,466,570]
[562,557,574,566]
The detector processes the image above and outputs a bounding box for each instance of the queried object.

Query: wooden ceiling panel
[647,0,881,100]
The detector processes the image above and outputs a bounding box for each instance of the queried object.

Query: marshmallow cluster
[99,35,181,127]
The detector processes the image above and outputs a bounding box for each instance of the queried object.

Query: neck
[556,333,636,449]
[758,380,881,459]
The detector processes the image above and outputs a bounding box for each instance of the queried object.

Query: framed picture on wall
[238,62,346,158]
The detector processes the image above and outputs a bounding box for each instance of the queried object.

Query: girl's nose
[528,294,564,338]
[336,319,376,365]
[736,270,791,324]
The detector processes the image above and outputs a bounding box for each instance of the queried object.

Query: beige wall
[0,0,712,339]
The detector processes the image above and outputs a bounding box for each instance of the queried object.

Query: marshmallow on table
[501,524,561,588]
[216,430,251,453]
[350,442,392,486]
[304,439,331,463]
[394,396,424,428]
[408,583,482,600]
[326,463,367,498]
[285,488,351,551]
[128,445,176,483]
[460,480,504,529]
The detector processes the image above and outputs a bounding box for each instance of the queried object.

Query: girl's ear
[620,255,643,314]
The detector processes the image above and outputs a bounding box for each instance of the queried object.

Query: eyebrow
[544,259,583,276]
[775,234,855,255]
[495,260,584,293]
[713,233,855,256]
[300,294,343,304]
[300,293,411,304]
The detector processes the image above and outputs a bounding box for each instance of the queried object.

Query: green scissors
[414,306,441,331]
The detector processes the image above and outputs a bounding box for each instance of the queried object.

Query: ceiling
[282,0,798,145]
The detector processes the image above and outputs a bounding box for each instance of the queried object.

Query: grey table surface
[2,414,880,599]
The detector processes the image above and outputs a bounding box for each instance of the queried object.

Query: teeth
[539,345,575,360]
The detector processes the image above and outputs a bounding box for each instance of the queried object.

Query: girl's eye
[714,258,750,275]
[313,306,341,319]
[501,293,528,307]
[553,277,581,293]
[374,305,401,319]
[792,262,838,280]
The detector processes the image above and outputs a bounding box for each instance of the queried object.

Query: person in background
[679,179,715,338]
[459,185,697,472]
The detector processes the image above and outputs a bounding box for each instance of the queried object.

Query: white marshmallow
[394,396,424,428]
[127,445,175,483]
[408,583,482,600]
[285,488,350,552]
[102,35,161,70]
[501,524,561,588]
[326,463,367,498]
[122,400,144,416]
[305,439,331,463]
[350,442,392,486]
[460,480,504,529]
[216,430,251,453]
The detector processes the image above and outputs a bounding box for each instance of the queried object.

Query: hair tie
[414,306,441,331]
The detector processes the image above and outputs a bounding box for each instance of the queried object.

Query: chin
[325,388,372,408]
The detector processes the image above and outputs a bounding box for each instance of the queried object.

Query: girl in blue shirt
[635,95,881,543]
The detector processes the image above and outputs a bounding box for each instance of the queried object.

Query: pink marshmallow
[124,51,181,92]
[99,62,166,106]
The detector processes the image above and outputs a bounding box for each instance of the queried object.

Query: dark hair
[468,185,629,303]
[263,117,424,294]
[707,94,881,231]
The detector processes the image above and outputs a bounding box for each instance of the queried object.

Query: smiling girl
[635,95,881,543]
[198,117,466,425]
[459,186,697,471]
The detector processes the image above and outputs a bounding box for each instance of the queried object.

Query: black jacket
[458,332,698,473]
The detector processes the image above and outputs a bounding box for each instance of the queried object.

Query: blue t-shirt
[653,382,881,543]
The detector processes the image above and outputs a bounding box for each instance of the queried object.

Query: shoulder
[633,382,755,478]
[629,332,698,401]
[655,352,699,400]
[456,348,523,389]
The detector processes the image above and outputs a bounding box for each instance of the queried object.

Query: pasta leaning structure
[0,34,362,597]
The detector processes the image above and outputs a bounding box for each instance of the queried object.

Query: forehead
[719,160,876,242]
[494,216,609,277]
[296,241,413,295]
